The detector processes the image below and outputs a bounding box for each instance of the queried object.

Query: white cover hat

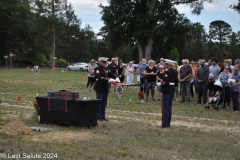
[165,59,175,65]
[99,57,109,62]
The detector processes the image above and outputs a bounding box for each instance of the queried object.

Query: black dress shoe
[103,119,108,121]
[180,101,185,103]
[197,102,201,104]
[160,125,170,128]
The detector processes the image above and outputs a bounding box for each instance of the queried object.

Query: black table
[36,97,102,128]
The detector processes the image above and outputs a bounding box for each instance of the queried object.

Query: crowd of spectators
[86,56,240,112]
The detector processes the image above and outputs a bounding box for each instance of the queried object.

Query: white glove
[116,77,120,82]
[156,82,161,86]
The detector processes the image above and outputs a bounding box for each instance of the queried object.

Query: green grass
[0,67,240,159]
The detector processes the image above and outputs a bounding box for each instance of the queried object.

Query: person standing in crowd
[117,59,126,83]
[160,60,177,128]
[234,59,240,104]
[220,59,232,73]
[108,58,118,93]
[108,58,118,76]
[228,59,234,70]
[208,57,221,97]
[230,67,240,112]
[137,59,148,92]
[144,60,158,101]
[87,59,97,92]
[137,60,142,84]
[162,60,167,71]
[157,65,165,101]
[196,59,209,104]
[179,59,192,103]
[157,58,164,68]
[190,64,196,98]
[94,57,118,121]
[173,62,179,101]
[190,61,198,97]
[126,61,134,85]
[114,57,119,66]
[218,65,232,108]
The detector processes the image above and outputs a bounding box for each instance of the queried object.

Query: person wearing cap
[160,60,177,128]
[108,58,118,76]
[87,59,97,92]
[208,57,221,98]
[94,57,117,121]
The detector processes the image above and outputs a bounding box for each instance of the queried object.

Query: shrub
[56,59,66,67]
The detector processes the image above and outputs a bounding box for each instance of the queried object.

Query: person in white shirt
[208,57,221,97]
[126,61,134,84]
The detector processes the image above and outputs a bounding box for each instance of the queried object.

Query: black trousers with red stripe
[161,94,174,127]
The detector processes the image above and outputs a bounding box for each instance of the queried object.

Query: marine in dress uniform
[161,59,177,128]
[94,57,117,121]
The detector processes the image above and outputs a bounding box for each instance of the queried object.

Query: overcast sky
[68,0,240,34]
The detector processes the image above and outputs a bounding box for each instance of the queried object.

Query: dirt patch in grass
[0,119,33,135]
[107,109,240,133]
[29,130,97,143]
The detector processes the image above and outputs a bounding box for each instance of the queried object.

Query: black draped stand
[36,97,102,128]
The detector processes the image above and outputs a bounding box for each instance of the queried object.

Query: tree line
[0,0,106,67]
[0,0,239,67]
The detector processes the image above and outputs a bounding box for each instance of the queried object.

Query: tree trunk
[137,40,144,61]
[144,0,157,61]
[49,46,53,68]
[52,29,55,67]
[50,0,56,68]
[49,31,55,68]
[145,30,154,61]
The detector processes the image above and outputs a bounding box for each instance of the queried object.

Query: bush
[56,59,66,67]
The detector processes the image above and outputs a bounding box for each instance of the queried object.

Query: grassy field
[0,67,240,160]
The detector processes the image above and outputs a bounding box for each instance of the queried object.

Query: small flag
[36,92,39,97]
[16,96,21,101]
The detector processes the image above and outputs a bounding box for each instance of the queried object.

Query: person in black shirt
[144,60,158,101]
[117,59,125,83]
[108,58,118,93]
